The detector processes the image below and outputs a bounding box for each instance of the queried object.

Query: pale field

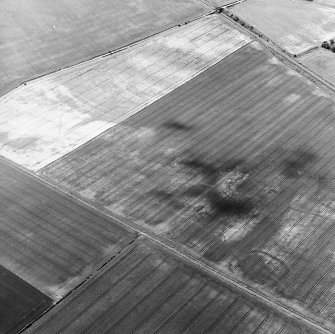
[0,15,251,171]
[300,49,335,86]
[231,0,335,54]
[0,0,208,94]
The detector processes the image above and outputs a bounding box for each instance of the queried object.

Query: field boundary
[219,8,335,96]
[0,8,215,99]
[34,40,252,173]
[20,238,138,333]
[35,174,333,333]
[295,46,320,58]
[0,151,324,333]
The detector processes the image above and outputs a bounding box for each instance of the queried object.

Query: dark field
[41,42,335,330]
[0,264,51,334]
[26,238,316,334]
[0,158,136,300]
[0,0,207,95]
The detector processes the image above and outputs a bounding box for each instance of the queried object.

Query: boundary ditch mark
[1,155,331,334]
[20,239,138,333]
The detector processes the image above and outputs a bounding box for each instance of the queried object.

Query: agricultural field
[0,158,136,300]
[0,14,251,171]
[41,41,335,331]
[300,49,335,86]
[0,264,51,334]
[0,0,209,95]
[230,0,335,55]
[26,239,317,334]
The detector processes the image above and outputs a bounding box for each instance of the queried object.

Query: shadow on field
[280,148,317,179]
[179,157,254,218]
[145,121,326,295]
[162,120,194,131]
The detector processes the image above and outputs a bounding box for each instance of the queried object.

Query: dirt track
[26,239,318,334]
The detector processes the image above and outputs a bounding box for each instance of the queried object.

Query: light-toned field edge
[0,14,251,171]
[0,0,212,98]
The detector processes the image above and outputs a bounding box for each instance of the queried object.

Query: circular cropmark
[231,250,289,286]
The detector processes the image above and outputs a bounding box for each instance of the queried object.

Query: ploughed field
[0,158,136,300]
[0,15,251,171]
[0,0,208,95]
[230,0,335,55]
[41,41,335,331]
[26,238,316,334]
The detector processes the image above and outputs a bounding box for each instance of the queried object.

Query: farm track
[26,238,318,334]
[39,42,335,333]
